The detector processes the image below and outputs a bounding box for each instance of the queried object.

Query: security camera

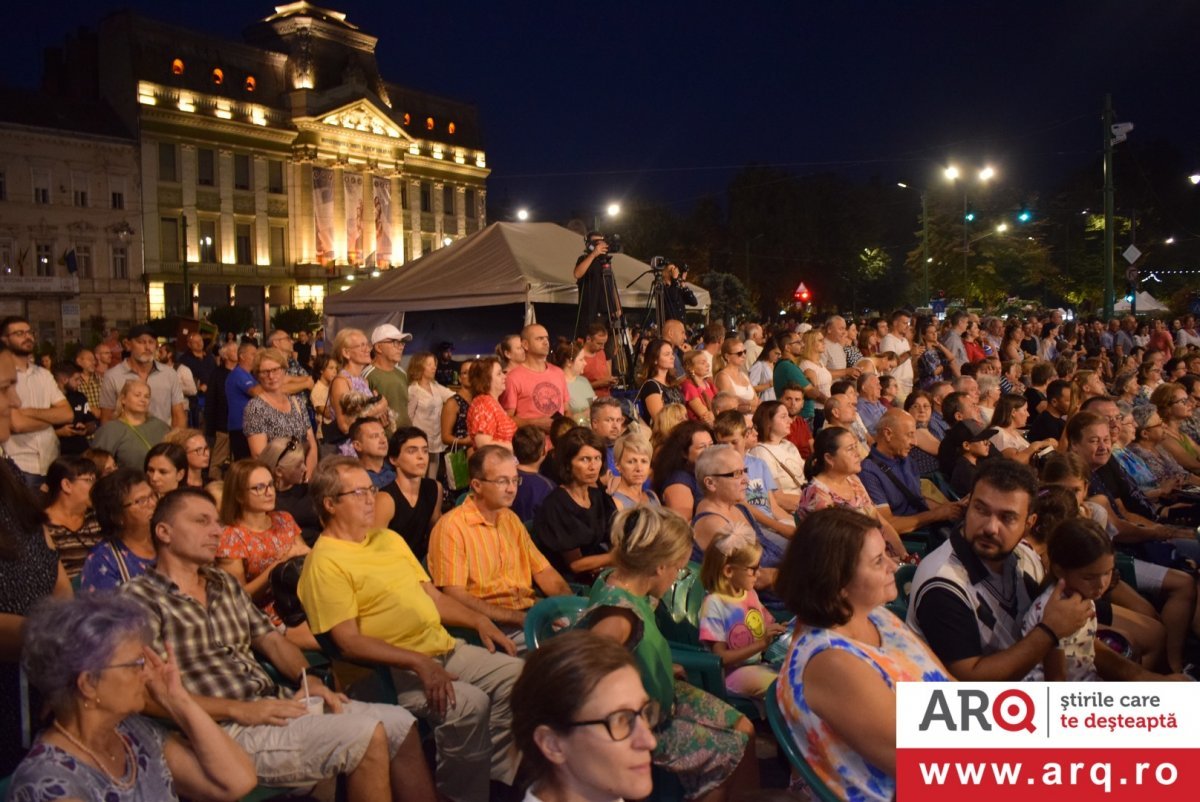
[1110,122,1134,137]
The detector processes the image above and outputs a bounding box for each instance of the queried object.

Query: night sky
[4,0,1198,221]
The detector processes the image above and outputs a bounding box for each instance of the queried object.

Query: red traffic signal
[793,282,811,303]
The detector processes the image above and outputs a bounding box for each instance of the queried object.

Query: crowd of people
[3,305,1200,801]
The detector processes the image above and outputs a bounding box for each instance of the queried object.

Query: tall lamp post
[593,202,621,232]
[944,164,995,305]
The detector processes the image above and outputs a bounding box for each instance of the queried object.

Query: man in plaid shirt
[123,487,435,801]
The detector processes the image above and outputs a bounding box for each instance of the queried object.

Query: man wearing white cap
[365,324,412,433]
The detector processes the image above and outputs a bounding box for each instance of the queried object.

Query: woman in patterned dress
[41,456,103,579]
[243,348,319,481]
[775,507,950,802]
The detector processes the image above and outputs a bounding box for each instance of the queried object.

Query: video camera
[651,256,687,280]
[585,232,622,264]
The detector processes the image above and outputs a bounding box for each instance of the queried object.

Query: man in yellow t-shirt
[428,446,571,646]
[298,457,523,802]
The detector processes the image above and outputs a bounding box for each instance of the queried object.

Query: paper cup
[303,696,324,716]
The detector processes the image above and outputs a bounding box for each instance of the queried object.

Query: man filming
[574,231,621,341]
[663,262,698,323]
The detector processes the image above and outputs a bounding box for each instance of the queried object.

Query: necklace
[52,720,138,790]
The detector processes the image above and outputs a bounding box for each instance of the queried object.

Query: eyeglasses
[123,494,157,509]
[710,468,747,479]
[729,350,746,357]
[477,476,523,488]
[337,485,379,499]
[187,444,210,455]
[568,700,662,741]
[103,657,147,672]
[258,367,284,377]
[740,564,762,574]
[248,482,275,496]
[6,328,33,338]
[1171,398,1193,406]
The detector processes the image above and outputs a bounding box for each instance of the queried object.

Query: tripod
[627,267,667,335]
[600,264,635,386]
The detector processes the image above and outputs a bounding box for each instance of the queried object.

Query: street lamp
[1189,174,1200,185]
[593,202,621,231]
[944,163,996,305]
[516,208,529,221]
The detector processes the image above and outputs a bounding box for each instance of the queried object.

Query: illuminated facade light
[409,142,420,156]
[448,122,456,135]
[215,100,233,119]
[212,68,224,85]
[432,144,443,160]
[245,76,256,92]
[178,93,196,112]
[137,81,156,105]
[454,149,466,164]
[250,106,266,125]
[425,117,434,130]
[475,152,486,168]
[171,58,185,75]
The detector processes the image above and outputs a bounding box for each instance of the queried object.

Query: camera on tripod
[650,256,669,273]
[586,232,622,264]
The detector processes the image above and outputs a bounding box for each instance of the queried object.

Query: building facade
[0,92,146,353]
[49,1,489,330]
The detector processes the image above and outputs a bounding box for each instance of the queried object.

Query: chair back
[764,680,843,802]
[523,595,589,650]
[886,563,919,618]
[654,561,704,645]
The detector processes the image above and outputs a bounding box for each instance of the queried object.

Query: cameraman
[574,231,621,340]
[663,262,698,323]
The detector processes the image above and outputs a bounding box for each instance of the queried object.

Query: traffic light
[1017,207,1032,223]
[964,207,976,223]
[793,282,811,304]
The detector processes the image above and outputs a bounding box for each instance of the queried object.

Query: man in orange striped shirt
[428,445,572,648]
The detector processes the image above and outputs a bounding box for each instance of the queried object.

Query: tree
[271,306,322,335]
[698,272,755,326]
[207,305,253,337]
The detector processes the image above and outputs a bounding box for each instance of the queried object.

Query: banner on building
[344,172,364,265]
[372,176,392,266]
[313,167,335,266]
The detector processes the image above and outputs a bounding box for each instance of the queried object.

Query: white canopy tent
[324,222,708,343]
[1113,291,1169,312]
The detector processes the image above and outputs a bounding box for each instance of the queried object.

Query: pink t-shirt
[500,363,567,421]
[581,349,612,397]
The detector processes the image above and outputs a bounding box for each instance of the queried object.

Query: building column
[362,170,376,265]
[408,178,421,259]
[390,174,404,266]
[432,181,445,245]
[455,185,467,237]
[478,188,487,227]
[139,139,161,277]
[180,144,198,262]
[292,161,314,264]
[217,149,235,264]
[253,155,269,266]
[333,164,347,264]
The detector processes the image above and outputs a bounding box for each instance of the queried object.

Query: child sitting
[698,524,787,699]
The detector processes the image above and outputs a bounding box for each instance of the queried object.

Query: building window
[160,217,180,261]
[0,241,12,273]
[233,154,251,191]
[74,188,88,207]
[35,243,53,277]
[111,191,124,209]
[159,143,178,182]
[0,171,6,201]
[269,225,286,264]
[197,149,215,186]
[420,182,431,213]
[402,113,411,126]
[112,246,129,279]
[75,245,92,278]
[400,183,408,210]
[171,58,185,75]
[199,220,217,263]
[267,160,284,194]
[465,188,477,219]
[443,185,455,216]
[235,223,252,264]
[32,169,50,205]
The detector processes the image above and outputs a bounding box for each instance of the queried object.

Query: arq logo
[918,688,1037,733]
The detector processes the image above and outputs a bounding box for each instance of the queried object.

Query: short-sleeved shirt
[581,349,612,397]
[500,363,567,421]
[772,360,814,419]
[467,393,517,445]
[123,566,282,701]
[45,512,104,578]
[226,365,258,431]
[242,394,311,443]
[859,447,926,517]
[680,378,716,421]
[365,364,411,431]
[7,363,65,475]
[99,360,184,426]
[218,511,301,583]
[742,454,778,514]
[857,399,887,436]
[80,538,155,593]
[428,496,552,611]
[1021,585,1099,681]
[941,331,967,367]
[298,528,456,656]
[512,469,556,522]
[533,486,617,581]
[1027,410,1065,442]
[749,442,805,497]
[90,417,171,471]
[880,333,914,394]
[9,716,176,802]
[907,530,1043,667]
[699,588,776,663]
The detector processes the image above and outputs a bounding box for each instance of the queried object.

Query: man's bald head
[876,409,916,457]
[663,320,685,346]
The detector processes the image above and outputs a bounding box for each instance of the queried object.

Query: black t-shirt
[275,483,321,546]
[177,351,216,389]
[575,252,612,337]
[636,379,684,423]
[1023,386,1046,413]
[206,365,231,436]
[59,388,97,455]
[1026,410,1065,443]
[533,485,617,582]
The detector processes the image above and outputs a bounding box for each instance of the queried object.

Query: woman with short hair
[902,390,942,476]
[512,630,658,802]
[90,380,170,470]
[609,433,659,510]
[374,427,443,563]
[42,456,104,579]
[8,595,256,801]
[79,468,157,592]
[775,507,950,802]
[243,348,319,481]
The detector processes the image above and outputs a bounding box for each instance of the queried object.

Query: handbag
[445,444,469,491]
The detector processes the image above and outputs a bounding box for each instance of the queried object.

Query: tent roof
[1113,290,1168,312]
[324,221,709,315]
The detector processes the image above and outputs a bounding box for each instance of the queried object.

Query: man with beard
[98,324,186,428]
[0,316,73,487]
[907,459,1091,681]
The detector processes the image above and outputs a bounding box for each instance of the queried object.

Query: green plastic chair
[764,680,842,802]
[523,595,589,649]
[886,563,918,619]
[312,630,399,704]
[653,562,705,645]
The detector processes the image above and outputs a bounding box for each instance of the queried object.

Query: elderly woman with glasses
[216,459,313,648]
[581,505,758,801]
[243,347,319,481]
[512,630,658,802]
[8,595,255,801]
[79,468,158,592]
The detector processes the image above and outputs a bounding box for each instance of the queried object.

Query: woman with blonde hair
[326,328,390,456]
[714,335,759,416]
[798,329,833,429]
[650,402,688,449]
[90,380,170,469]
[243,347,319,480]
[609,432,659,510]
[582,505,757,801]
[406,351,453,478]
[163,428,210,487]
[680,349,717,424]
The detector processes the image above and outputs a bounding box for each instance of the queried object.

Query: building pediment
[306,97,410,141]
